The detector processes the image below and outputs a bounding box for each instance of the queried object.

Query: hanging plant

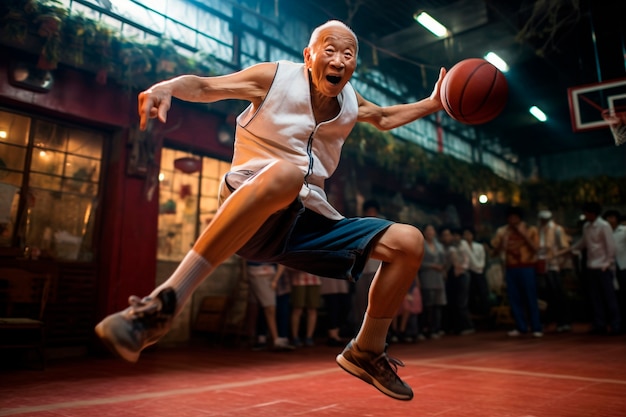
[61,12,93,66]
[34,0,66,69]
[86,23,115,84]
[1,7,30,44]
[148,40,181,79]
[343,122,520,202]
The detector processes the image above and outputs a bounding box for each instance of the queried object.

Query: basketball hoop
[601,106,626,146]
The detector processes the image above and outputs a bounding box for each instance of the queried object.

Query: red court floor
[1,328,625,417]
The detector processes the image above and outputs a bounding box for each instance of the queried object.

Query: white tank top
[229,61,359,220]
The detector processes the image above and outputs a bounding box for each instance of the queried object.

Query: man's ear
[303,47,312,67]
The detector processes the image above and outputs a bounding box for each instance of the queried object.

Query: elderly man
[95,20,446,400]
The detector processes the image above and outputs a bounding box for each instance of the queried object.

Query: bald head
[308,20,359,55]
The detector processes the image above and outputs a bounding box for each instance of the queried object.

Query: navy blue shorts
[224,173,393,282]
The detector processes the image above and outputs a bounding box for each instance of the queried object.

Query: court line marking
[2,359,625,416]
[0,369,336,416]
[407,360,626,385]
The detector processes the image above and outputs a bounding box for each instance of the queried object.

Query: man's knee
[259,160,303,200]
[381,224,424,266]
[247,160,303,204]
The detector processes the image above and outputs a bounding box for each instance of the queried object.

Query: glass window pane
[67,128,104,158]
[32,120,68,151]
[0,170,23,188]
[157,148,229,262]
[31,149,65,175]
[30,173,62,191]
[25,189,96,261]
[0,143,27,172]
[65,154,101,183]
[62,178,99,196]
[0,111,104,258]
[0,111,30,146]
[0,182,20,247]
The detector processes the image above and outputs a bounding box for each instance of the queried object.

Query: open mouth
[326,75,342,85]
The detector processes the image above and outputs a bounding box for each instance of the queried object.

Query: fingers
[138,90,171,131]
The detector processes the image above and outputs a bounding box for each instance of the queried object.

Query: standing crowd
[246,201,626,351]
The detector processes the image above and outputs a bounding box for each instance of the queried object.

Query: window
[157,148,229,262]
[0,110,104,261]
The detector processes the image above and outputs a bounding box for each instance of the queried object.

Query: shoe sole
[94,321,140,363]
[335,353,413,401]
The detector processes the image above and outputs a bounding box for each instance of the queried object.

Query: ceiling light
[484,52,509,72]
[529,105,547,122]
[0,131,6,139]
[414,12,448,38]
[479,194,488,204]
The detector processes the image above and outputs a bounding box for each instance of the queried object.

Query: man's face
[507,214,521,227]
[606,215,618,229]
[303,25,357,97]
[463,230,473,243]
[440,229,452,245]
[583,211,597,222]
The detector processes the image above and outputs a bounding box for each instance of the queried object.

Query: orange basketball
[440,58,508,125]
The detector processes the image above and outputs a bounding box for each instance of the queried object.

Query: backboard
[568,77,626,132]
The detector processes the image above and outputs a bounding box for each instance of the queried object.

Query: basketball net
[602,106,626,146]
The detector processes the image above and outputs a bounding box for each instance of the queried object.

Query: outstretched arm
[137,62,278,130]
[356,67,445,131]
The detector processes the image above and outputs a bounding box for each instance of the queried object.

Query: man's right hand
[138,87,172,131]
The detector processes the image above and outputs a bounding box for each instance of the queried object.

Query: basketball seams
[440,58,508,125]
[459,62,489,121]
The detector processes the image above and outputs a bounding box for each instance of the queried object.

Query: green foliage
[0,0,218,86]
[522,176,626,211]
[343,122,520,201]
[344,124,626,209]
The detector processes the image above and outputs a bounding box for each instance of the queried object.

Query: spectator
[559,202,619,334]
[247,262,294,350]
[390,276,422,343]
[491,206,543,337]
[604,210,626,333]
[274,265,292,344]
[444,228,474,335]
[419,225,446,339]
[288,268,322,347]
[320,276,351,346]
[463,226,490,318]
[536,210,571,332]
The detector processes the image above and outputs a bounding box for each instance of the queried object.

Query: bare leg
[399,310,411,333]
[291,307,303,341]
[305,307,317,339]
[151,160,303,305]
[194,160,303,265]
[262,306,279,343]
[355,224,424,353]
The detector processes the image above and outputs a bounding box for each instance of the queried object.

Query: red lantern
[173,157,201,174]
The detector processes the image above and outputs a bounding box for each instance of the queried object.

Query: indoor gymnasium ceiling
[283,0,625,159]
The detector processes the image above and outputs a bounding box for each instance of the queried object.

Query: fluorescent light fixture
[484,52,509,72]
[529,105,547,122]
[414,12,448,38]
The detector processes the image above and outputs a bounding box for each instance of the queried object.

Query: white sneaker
[273,337,295,351]
[507,329,521,337]
[532,332,544,338]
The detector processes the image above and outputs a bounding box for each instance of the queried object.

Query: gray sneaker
[336,339,413,401]
[95,288,176,363]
